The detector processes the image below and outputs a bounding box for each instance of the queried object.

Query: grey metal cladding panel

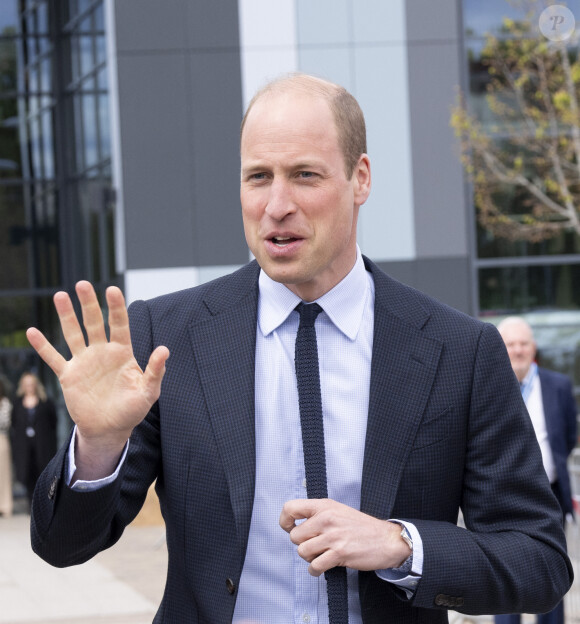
[376,256,472,315]
[189,51,247,266]
[114,0,189,52]
[407,41,468,258]
[415,256,472,314]
[375,260,418,289]
[117,54,196,270]
[185,0,240,49]
[405,0,461,41]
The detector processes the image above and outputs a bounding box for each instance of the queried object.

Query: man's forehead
[245,90,332,128]
[502,328,535,344]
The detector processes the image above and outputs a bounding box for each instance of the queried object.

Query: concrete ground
[0,489,167,624]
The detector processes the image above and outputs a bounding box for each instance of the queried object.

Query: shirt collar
[258,247,369,340]
[521,361,538,386]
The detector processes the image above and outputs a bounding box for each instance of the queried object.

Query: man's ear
[353,154,371,206]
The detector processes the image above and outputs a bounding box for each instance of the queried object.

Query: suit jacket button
[48,477,59,500]
[435,594,447,606]
[226,578,236,595]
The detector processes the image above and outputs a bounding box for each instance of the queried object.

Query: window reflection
[479,264,580,313]
[0,0,117,395]
[463,1,580,400]
[0,1,19,33]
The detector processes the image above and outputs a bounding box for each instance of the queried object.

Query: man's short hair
[240,73,367,179]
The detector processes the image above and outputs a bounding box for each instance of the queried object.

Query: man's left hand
[279,498,410,576]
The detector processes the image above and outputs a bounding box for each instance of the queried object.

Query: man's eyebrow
[241,163,268,176]
[241,159,331,176]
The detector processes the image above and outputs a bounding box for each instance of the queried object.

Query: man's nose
[265,178,296,220]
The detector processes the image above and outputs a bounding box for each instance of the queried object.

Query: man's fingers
[106,286,132,346]
[308,550,338,577]
[76,281,107,345]
[143,346,170,399]
[294,531,342,576]
[26,327,66,376]
[53,291,87,356]
[280,498,321,533]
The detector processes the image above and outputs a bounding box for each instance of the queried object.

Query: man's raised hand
[26,281,169,479]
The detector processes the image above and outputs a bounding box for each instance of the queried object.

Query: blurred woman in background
[0,377,13,517]
[11,373,57,510]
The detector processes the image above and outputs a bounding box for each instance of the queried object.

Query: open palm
[26,281,169,471]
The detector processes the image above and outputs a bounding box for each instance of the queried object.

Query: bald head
[497,317,537,382]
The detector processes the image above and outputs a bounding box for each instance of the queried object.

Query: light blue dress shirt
[68,248,423,621]
[232,249,422,623]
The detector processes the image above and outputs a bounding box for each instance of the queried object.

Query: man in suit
[27,74,572,623]
[495,316,577,624]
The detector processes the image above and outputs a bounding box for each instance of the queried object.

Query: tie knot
[296,302,323,328]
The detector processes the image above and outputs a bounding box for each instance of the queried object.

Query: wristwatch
[400,525,413,552]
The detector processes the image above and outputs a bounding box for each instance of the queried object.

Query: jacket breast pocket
[412,407,452,450]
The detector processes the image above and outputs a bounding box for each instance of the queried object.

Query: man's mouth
[272,236,297,247]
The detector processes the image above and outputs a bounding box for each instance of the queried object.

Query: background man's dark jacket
[537,366,578,518]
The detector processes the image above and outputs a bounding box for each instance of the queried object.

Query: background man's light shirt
[522,363,557,484]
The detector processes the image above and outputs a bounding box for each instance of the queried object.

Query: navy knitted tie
[294,302,348,624]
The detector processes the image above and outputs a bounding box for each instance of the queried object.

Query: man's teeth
[273,237,293,246]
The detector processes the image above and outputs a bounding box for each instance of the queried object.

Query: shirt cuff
[375,520,423,599]
[66,425,129,491]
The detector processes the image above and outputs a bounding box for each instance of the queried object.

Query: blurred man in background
[496,316,577,624]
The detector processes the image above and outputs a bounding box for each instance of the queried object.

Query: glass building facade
[0,0,118,405]
[463,0,580,393]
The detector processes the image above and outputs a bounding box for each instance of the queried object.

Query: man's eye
[251,173,266,180]
[298,171,315,179]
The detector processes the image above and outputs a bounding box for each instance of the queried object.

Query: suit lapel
[187,266,259,553]
[361,261,443,519]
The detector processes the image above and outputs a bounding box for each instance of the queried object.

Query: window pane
[29,114,42,176]
[0,97,21,178]
[464,0,580,39]
[27,62,39,92]
[0,295,61,353]
[98,93,109,160]
[36,1,48,34]
[94,3,104,31]
[479,264,580,314]
[0,296,35,348]
[0,38,18,94]
[82,92,97,169]
[0,0,19,33]
[40,55,51,92]
[95,31,105,66]
[0,184,31,289]
[96,64,107,90]
[41,108,54,178]
[0,125,21,177]
[79,33,93,77]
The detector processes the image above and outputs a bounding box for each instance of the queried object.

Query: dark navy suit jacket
[30,258,573,623]
[537,367,577,517]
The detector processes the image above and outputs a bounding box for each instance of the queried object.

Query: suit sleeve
[409,323,573,615]
[31,299,162,567]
